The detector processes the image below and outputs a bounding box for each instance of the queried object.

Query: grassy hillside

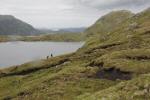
[85,10,134,37]
[20,32,85,42]
[78,74,150,100]
[0,35,9,42]
[0,32,85,42]
[0,8,150,100]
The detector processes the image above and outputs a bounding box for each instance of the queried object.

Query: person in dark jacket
[47,56,49,59]
[51,54,53,57]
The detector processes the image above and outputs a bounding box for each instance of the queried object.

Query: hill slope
[85,10,134,37]
[0,8,150,100]
[20,32,85,42]
[0,15,39,35]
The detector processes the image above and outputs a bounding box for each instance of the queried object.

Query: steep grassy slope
[77,7,150,99]
[0,8,150,100]
[78,74,150,100]
[0,54,117,100]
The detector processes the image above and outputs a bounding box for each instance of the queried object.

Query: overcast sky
[0,0,149,29]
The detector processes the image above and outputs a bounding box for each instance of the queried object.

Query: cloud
[79,0,150,9]
[0,0,149,28]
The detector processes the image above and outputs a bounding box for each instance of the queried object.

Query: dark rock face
[0,15,39,35]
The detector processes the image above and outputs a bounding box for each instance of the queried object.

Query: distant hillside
[58,27,86,33]
[39,27,86,34]
[20,32,85,42]
[0,15,39,35]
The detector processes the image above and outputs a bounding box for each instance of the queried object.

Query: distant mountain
[58,27,86,33]
[39,27,86,34]
[0,15,39,35]
[38,28,55,34]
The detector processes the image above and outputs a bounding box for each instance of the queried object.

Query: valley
[0,8,150,100]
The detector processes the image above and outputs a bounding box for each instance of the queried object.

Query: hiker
[47,56,49,59]
[51,54,53,57]
[15,66,18,70]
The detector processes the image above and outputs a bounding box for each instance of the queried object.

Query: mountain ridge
[0,15,40,35]
[85,10,134,37]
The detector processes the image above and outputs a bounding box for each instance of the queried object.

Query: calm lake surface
[0,41,84,68]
